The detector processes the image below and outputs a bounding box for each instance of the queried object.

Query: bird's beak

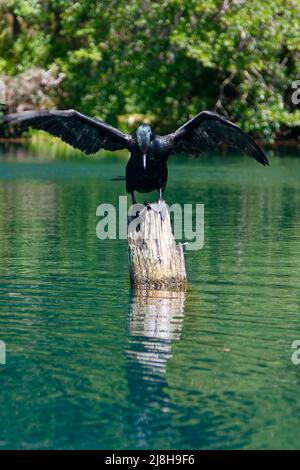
[143,154,147,170]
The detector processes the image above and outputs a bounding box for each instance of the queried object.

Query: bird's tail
[110,176,126,181]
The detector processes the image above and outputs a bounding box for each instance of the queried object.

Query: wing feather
[165,111,268,166]
[1,109,133,154]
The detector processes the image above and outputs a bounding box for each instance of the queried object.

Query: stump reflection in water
[126,290,186,379]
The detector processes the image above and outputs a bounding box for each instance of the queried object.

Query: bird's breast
[126,150,168,193]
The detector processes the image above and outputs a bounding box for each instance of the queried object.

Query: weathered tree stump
[128,203,187,290]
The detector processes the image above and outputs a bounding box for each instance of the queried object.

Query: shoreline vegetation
[0,1,300,145]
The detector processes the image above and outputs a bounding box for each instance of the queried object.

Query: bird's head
[136,124,152,170]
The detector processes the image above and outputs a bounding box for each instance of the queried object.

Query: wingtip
[259,153,269,166]
[251,143,269,167]
[261,152,269,166]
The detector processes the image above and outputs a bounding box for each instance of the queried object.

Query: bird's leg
[128,191,141,222]
[158,188,164,203]
[145,188,167,221]
[131,191,137,205]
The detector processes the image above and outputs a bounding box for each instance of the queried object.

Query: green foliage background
[0,0,300,141]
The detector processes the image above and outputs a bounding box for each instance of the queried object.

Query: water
[0,144,300,449]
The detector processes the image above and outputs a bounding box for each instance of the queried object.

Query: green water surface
[0,144,299,449]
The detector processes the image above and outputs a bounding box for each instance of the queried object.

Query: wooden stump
[128,203,187,290]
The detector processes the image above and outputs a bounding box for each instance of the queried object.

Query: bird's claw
[144,200,167,221]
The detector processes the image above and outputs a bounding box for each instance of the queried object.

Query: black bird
[2,109,268,207]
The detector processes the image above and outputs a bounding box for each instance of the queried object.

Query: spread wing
[163,111,269,165]
[1,109,133,154]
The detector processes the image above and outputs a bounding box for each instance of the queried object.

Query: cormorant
[2,109,268,207]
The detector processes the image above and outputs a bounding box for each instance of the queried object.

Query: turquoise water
[0,144,300,449]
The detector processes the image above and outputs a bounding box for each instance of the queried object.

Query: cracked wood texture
[128,205,187,290]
